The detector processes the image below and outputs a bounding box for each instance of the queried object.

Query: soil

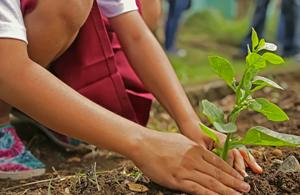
[1,70,300,195]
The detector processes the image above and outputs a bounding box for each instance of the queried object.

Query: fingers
[195,160,250,193]
[202,148,244,180]
[239,148,263,174]
[227,151,234,167]
[178,180,218,195]
[187,171,243,195]
[233,149,248,177]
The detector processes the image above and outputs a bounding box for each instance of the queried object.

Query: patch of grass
[170,48,245,84]
[183,9,249,45]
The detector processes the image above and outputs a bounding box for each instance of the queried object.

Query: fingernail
[233,192,242,195]
[242,170,249,177]
[241,182,250,192]
[232,192,242,195]
[257,164,263,173]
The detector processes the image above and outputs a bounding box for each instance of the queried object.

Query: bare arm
[0,39,249,194]
[0,39,144,157]
[110,12,200,139]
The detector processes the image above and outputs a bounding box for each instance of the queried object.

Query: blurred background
[141,0,300,85]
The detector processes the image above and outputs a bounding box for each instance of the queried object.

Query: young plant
[200,28,300,161]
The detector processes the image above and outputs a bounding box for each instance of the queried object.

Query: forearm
[110,12,199,131]
[0,41,148,159]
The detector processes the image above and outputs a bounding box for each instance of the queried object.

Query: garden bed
[1,70,300,195]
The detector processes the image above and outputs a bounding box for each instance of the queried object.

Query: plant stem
[221,133,232,161]
[221,102,243,161]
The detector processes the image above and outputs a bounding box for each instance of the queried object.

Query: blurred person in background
[237,0,252,18]
[241,0,300,59]
[240,0,270,55]
[165,0,191,57]
[280,0,300,58]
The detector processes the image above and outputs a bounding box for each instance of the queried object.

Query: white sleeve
[0,0,27,43]
[97,0,138,18]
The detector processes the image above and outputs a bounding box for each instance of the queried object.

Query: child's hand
[131,130,251,194]
[179,121,263,177]
[213,131,263,177]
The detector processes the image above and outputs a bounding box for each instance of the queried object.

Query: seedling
[200,28,300,161]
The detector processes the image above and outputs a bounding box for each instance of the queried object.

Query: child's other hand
[131,130,250,194]
[213,132,263,177]
[179,121,263,177]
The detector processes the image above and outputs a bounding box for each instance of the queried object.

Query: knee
[59,0,93,32]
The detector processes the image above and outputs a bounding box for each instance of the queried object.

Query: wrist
[126,128,165,163]
[179,120,201,138]
[176,113,200,134]
[122,126,152,161]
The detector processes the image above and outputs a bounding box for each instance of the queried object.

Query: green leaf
[256,39,265,51]
[236,88,246,103]
[262,52,284,65]
[249,100,262,110]
[246,53,266,69]
[213,122,237,134]
[252,76,283,92]
[208,56,235,88]
[228,142,247,151]
[250,98,289,122]
[242,67,257,91]
[247,44,251,54]
[199,123,220,144]
[251,28,259,51]
[238,126,300,147]
[202,100,224,124]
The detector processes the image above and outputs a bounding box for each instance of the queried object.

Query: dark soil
[244,147,300,195]
[1,70,300,194]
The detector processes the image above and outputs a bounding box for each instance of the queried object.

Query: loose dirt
[1,71,300,194]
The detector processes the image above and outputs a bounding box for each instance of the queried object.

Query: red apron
[20,0,153,126]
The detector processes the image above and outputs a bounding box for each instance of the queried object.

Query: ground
[1,69,300,195]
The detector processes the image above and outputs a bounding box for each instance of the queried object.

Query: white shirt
[97,0,137,18]
[0,0,137,43]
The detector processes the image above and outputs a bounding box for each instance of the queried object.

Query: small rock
[67,157,81,163]
[64,188,70,194]
[250,149,263,159]
[277,155,300,173]
[271,149,283,157]
[280,81,288,89]
[272,159,283,165]
[123,179,130,185]
[263,87,273,94]
[127,183,149,193]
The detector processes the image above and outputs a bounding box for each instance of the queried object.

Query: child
[0,0,261,194]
